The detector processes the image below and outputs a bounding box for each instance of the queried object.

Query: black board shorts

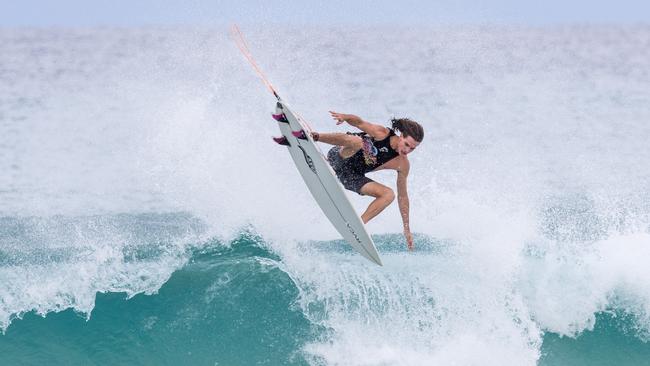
[327,147,374,195]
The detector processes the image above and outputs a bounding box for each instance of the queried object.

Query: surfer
[310,112,424,250]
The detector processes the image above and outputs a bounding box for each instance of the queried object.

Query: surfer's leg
[316,132,363,158]
[359,182,395,224]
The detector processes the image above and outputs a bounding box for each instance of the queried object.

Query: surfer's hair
[391,118,424,142]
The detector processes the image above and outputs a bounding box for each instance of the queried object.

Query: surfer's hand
[329,111,346,124]
[404,229,414,251]
[329,111,348,125]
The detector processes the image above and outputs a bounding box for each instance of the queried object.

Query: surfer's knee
[383,188,395,203]
[339,136,364,158]
[346,135,364,150]
[374,186,395,204]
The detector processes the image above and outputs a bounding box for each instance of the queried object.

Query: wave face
[1,26,650,365]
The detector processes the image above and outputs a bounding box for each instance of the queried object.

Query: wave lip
[0,212,205,332]
[0,230,318,366]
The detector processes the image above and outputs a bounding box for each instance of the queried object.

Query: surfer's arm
[396,162,414,250]
[329,111,389,139]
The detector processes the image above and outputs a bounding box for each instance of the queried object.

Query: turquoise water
[1,230,649,365]
[0,231,316,365]
[541,312,650,365]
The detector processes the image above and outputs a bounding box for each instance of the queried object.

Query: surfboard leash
[230,24,316,134]
[230,24,281,100]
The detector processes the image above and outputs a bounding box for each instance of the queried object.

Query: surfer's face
[398,136,419,155]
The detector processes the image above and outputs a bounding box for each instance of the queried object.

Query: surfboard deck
[273,100,383,266]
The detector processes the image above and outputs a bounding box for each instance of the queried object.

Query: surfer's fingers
[330,112,345,125]
[329,111,346,124]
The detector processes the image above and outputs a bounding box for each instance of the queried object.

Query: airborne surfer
[281,112,424,250]
[231,25,422,256]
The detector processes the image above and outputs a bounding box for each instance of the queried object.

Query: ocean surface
[1,25,650,365]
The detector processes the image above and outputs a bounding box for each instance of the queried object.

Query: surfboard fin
[291,130,308,140]
[272,113,289,123]
[272,136,291,146]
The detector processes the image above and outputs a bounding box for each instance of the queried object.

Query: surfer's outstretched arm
[329,111,390,140]
[396,160,414,250]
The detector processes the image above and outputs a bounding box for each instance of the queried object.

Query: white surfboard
[273,100,383,266]
[228,25,381,265]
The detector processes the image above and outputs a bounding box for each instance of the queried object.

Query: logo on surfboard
[298,146,317,174]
